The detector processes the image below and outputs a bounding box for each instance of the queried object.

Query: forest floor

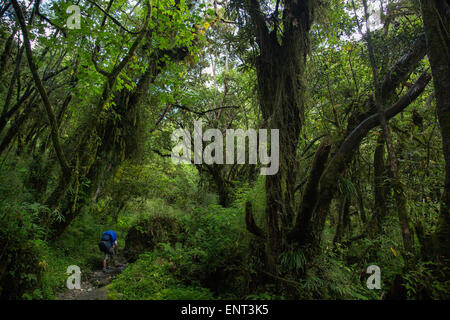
[57,255,128,300]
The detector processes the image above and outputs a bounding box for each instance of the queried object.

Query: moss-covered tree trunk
[373,135,388,232]
[246,0,315,272]
[333,195,350,245]
[420,0,450,260]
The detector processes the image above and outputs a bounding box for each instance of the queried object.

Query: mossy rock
[123,214,185,262]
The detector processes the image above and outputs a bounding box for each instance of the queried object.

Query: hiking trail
[58,255,128,300]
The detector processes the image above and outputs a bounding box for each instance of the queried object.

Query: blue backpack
[98,233,112,253]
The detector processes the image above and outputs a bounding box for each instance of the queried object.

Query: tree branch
[305,72,431,245]
[290,137,331,243]
[174,104,238,116]
[11,0,71,177]
[86,0,143,35]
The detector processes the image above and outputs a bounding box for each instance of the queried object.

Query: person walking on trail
[98,230,118,272]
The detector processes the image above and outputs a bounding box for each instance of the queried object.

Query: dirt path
[58,256,128,300]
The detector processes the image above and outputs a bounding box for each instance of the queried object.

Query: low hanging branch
[11,0,71,178]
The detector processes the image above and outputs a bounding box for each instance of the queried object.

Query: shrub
[108,252,213,300]
[112,203,248,299]
[123,212,186,262]
[0,201,47,299]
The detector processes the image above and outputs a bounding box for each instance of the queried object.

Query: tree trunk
[420,0,450,260]
[360,0,413,254]
[246,0,316,273]
[372,135,389,235]
[290,137,331,244]
[333,196,350,245]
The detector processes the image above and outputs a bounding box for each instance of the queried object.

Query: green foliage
[0,200,44,299]
[297,248,375,300]
[280,247,307,274]
[181,204,245,269]
[157,286,214,300]
[108,252,179,300]
[110,202,247,299]
[403,260,450,299]
[109,251,214,300]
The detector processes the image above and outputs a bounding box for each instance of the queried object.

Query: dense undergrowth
[1,157,449,300]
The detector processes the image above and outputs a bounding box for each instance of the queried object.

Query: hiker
[98,230,118,272]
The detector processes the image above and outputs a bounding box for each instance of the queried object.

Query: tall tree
[420,0,450,260]
[238,0,317,272]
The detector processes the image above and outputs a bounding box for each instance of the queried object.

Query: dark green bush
[0,201,46,299]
